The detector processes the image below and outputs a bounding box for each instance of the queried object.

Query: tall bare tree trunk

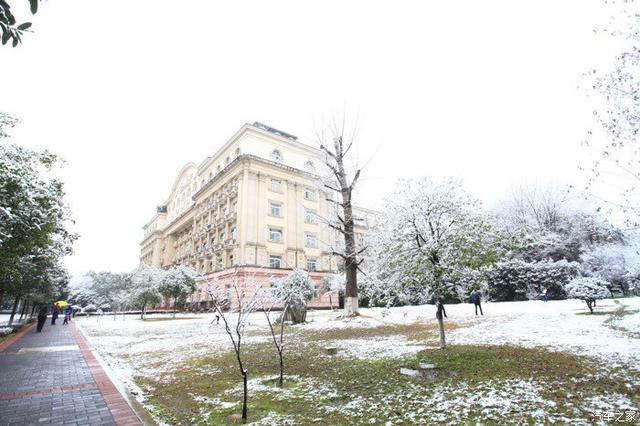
[436,299,447,349]
[8,295,20,326]
[343,196,359,316]
[18,299,27,321]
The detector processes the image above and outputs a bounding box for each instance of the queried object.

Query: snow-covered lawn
[76,297,640,425]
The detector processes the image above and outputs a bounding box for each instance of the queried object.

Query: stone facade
[140,122,375,308]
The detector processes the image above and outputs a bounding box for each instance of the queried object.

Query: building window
[270,179,282,192]
[304,161,315,173]
[271,149,283,163]
[270,202,282,217]
[307,258,317,271]
[269,228,282,242]
[209,172,213,180]
[304,187,316,201]
[225,156,230,165]
[305,233,317,248]
[235,147,241,157]
[217,165,221,173]
[304,209,317,224]
[231,227,237,241]
[269,255,282,268]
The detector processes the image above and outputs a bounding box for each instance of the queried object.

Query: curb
[70,322,143,426]
[0,321,35,352]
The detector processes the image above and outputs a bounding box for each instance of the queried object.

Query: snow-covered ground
[77,298,640,374]
[76,298,640,425]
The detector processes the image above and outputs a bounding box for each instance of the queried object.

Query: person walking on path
[51,303,59,325]
[470,289,483,316]
[542,287,548,302]
[36,305,48,332]
[62,304,72,325]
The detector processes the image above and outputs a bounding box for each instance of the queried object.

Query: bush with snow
[565,277,610,313]
[485,259,580,301]
[83,304,97,313]
[0,327,14,337]
[271,269,316,323]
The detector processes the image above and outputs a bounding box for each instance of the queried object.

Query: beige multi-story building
[140,122,375,308]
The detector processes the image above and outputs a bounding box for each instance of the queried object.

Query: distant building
[140,122,375,308]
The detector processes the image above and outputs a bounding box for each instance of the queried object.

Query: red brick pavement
[69,323,143,426]
[0,382,97,400]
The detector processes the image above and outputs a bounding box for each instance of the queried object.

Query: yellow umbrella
[55,300,68,307]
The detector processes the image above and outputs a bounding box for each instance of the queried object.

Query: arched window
[271,149,283,163]
[208,172,212,180]
[217,164,221,173]
[235,147,241,157]
[225,156,230,165]
[304,161,315,173]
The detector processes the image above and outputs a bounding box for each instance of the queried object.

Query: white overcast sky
[0,1,624,275]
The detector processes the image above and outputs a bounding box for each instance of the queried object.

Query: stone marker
[419,363,437,370]
[326,346,338,355]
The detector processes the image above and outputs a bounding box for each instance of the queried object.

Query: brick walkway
[0,319,142,426]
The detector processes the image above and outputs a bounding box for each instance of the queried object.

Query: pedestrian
[51,304,59,325]
[470,289,483,316]
[211,314,220,325]
[542,287,548,302]
[36,305,48,332]
[63,304,72,325]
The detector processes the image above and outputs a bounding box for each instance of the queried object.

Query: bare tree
[261,297,288,387]
[317,119,366,316]
[578,1,640,224]
[205,273,261,422]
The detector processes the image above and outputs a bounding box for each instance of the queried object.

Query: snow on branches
[566,276,610,313]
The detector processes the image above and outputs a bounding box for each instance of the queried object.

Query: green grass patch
[135,331,639,425]
[575,311,615,316]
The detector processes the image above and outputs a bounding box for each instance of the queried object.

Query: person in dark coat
[470,289,483,316]
[51,304,59,325]
[36,305,48,332]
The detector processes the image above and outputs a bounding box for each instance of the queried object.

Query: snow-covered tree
[566,277,610,313]
[317,119,366,316]
[485,259,581,301]
[271,268,316,324]
[204,274,261,422]
[579,1,640,224]
[159,265,197,317]
[581,243,639,296]
[131,265,164,319]
[0,139,77,318]
[367,177,500,348]
[321,273,345,310]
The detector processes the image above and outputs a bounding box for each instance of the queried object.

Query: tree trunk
[8,295,21,326]
[586,299,594,313]
[343,197,359,316]
[242,372,248,421]
[328,294,333,310]
[278,349,284,387]
[18,299,27,321]
[436,300,447,349]
[30,304,36,318]
[0,285,4,307]
[173,296,177,318]
[141,303,146,320]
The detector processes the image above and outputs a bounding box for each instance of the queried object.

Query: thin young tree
[205,272,261,422]
[262,268,316,386]
[317,119,367,316]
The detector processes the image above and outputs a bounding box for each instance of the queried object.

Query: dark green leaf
[12,34,18,47]
[1,30,9,45]
[29,0,38,14]
[17,22,31,31]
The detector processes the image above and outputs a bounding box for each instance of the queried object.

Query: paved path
[0,319,142,426]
